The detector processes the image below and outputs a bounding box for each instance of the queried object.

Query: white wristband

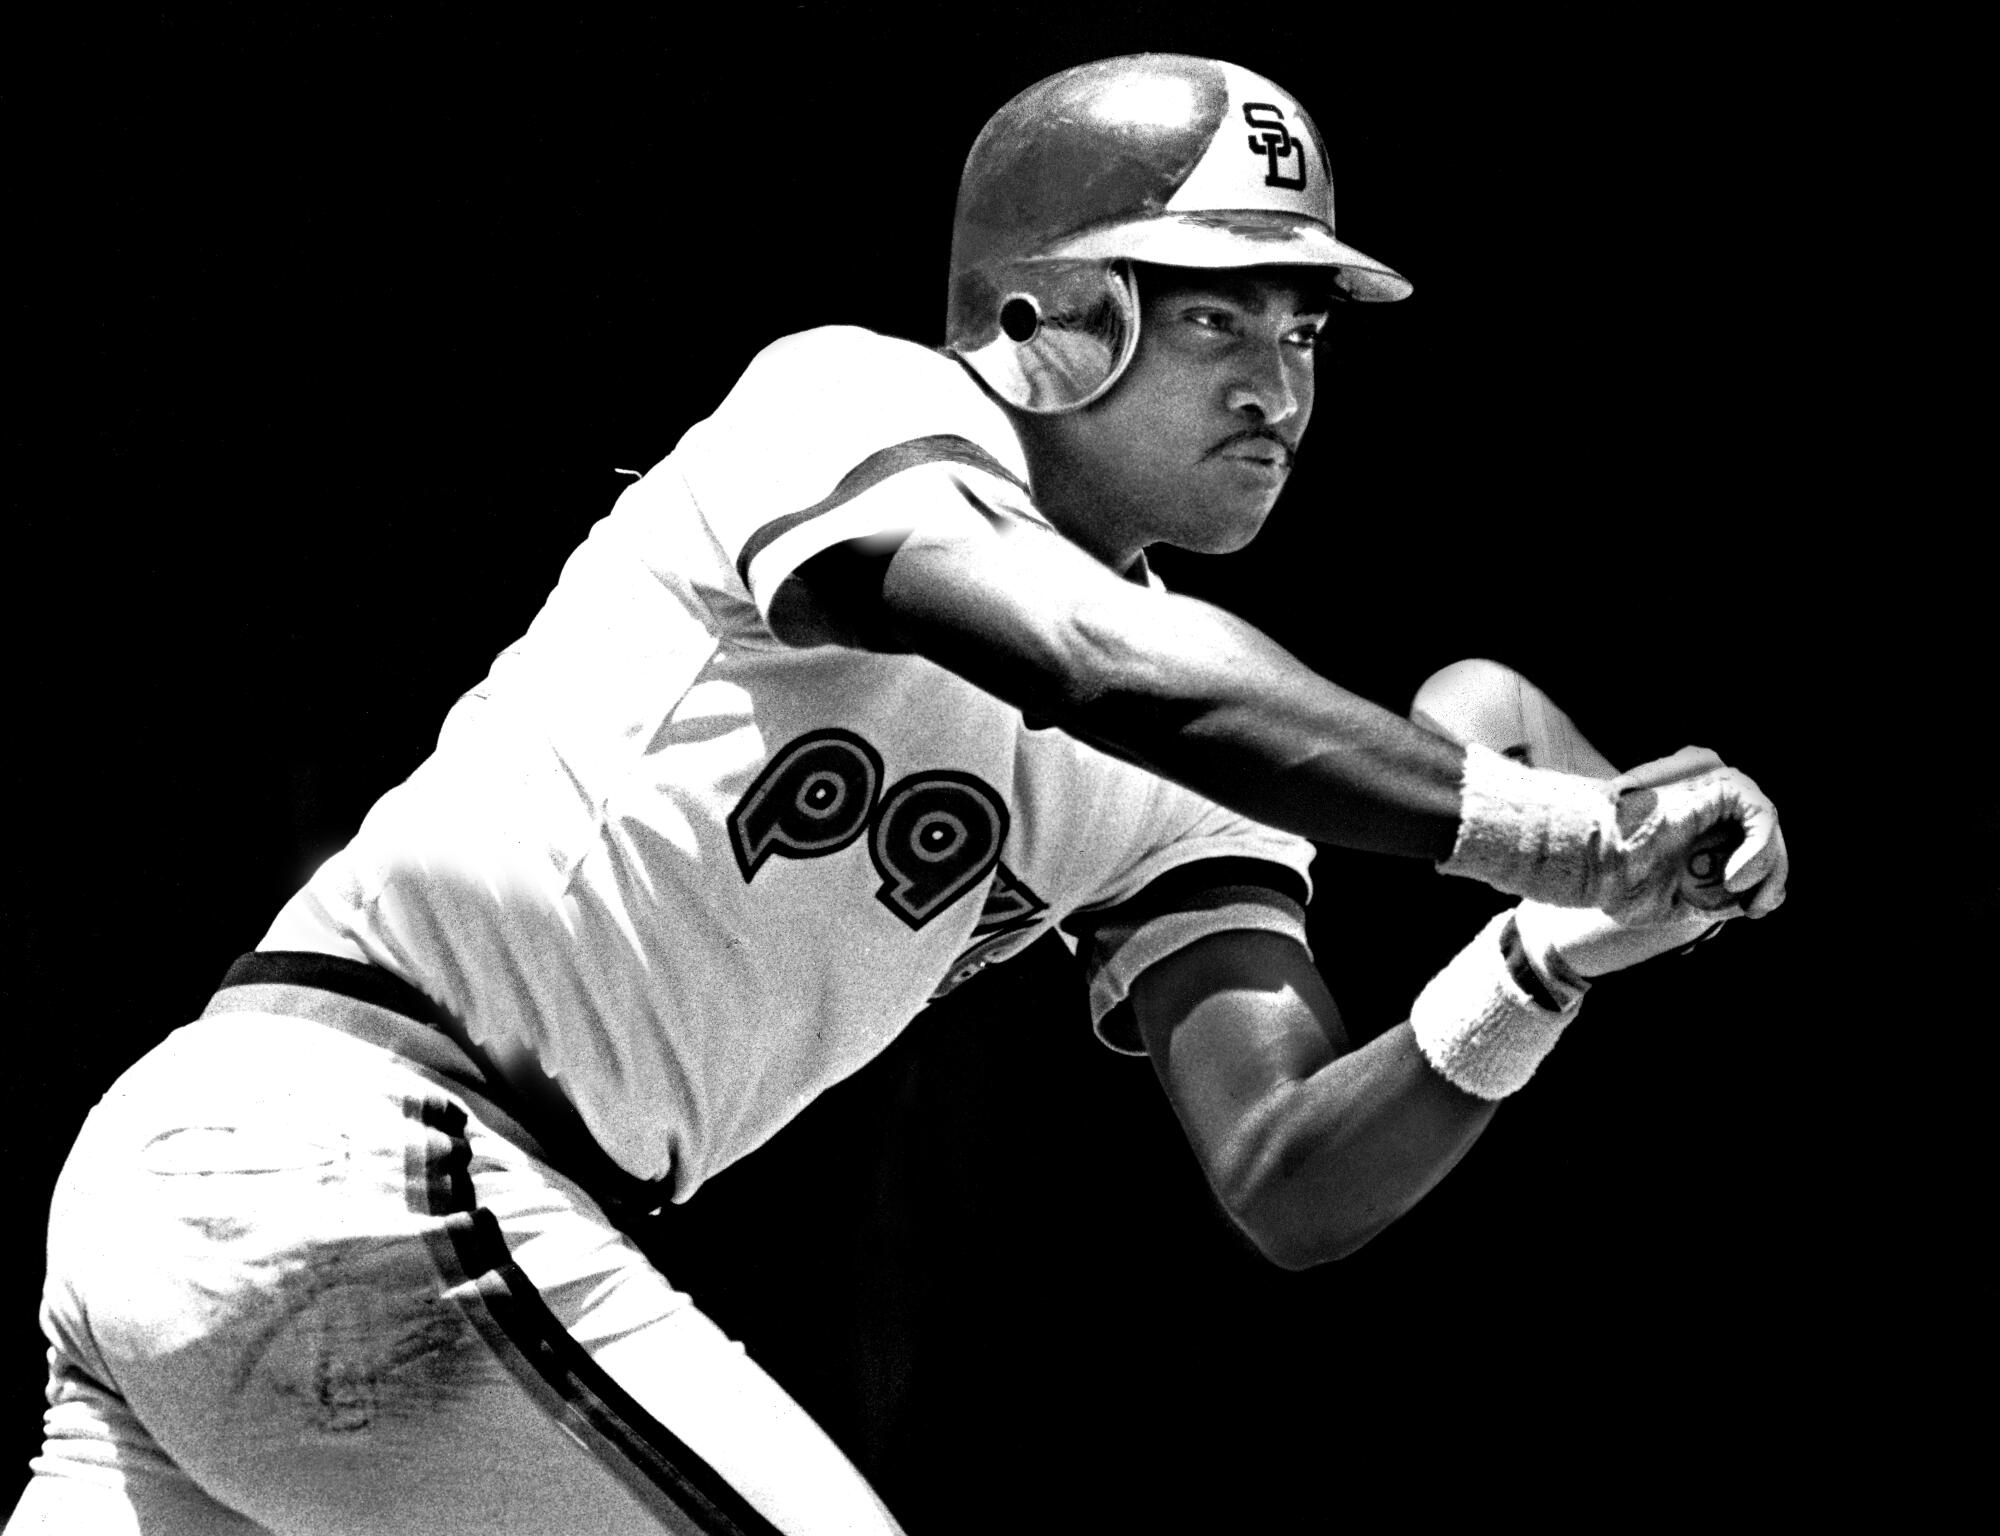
[1438,741,1622,908]
[1410,910,1587,1101]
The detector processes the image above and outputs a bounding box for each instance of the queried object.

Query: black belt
[221,950,458,1028]
[217,951,672,1222]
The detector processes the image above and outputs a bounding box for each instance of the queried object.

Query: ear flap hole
[999,296,1041,342]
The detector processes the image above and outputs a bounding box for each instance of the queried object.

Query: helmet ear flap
[952,260,1140,414]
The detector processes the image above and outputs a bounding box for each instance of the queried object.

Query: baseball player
[9,54,1786,1535]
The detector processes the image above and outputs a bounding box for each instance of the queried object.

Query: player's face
[1021,267,1327,571]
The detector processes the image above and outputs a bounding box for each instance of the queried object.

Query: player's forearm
[1058,598,1467,857]
[1219,1022,1496,1269]
[878,533,1466,858]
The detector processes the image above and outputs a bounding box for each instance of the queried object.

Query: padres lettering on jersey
[268,326,1313,1203]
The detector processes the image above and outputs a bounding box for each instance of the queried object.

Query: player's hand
[1515,899,1722,980]
[1611,746,1754,915]
[1431,663,1791,925]
[1607,759,1788,925]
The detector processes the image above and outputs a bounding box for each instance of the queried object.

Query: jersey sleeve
[1052,772,1318,1055]
[671,326,1037,630]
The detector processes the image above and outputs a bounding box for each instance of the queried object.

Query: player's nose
[1223,340,1302,426]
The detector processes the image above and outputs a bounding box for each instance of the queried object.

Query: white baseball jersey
[264,326,1315,1201]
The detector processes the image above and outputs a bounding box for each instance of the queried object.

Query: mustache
[1203,428,1297,469]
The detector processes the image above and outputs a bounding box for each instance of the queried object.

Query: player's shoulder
[736,325,976,400]
[711,324,1025,481]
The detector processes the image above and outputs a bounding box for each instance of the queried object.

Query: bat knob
[1680,821,1744,913]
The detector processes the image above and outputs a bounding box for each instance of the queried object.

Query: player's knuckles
[1716,765,1773,811]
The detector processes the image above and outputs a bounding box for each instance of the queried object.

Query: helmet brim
[1046,211,1412,302]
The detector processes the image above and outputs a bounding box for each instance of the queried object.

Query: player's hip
[33,990,715,1530]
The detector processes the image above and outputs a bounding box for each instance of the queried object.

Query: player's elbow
[1216,1092,1423,1269]
[1213,1134,1398,1272]
[1232,1209,1331,1271]
[1229,1189,1394,1271]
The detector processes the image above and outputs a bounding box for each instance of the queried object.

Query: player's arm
[789,516,1786,920]
[1131,927,1495,1268]
[1129,695,1738,1268]
[1131,891,1719,1268]
[789,515,1460,861]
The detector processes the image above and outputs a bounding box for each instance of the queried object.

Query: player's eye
[1285,321,1327,352]
[1181,307,1237,334]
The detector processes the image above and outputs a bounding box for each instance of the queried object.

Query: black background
[6,7,1957,1530]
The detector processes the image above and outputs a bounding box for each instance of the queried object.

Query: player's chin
[1168,522,1268,559]
[1185,491,1281,554]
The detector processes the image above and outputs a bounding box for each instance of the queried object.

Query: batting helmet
[946,54,1410,413]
